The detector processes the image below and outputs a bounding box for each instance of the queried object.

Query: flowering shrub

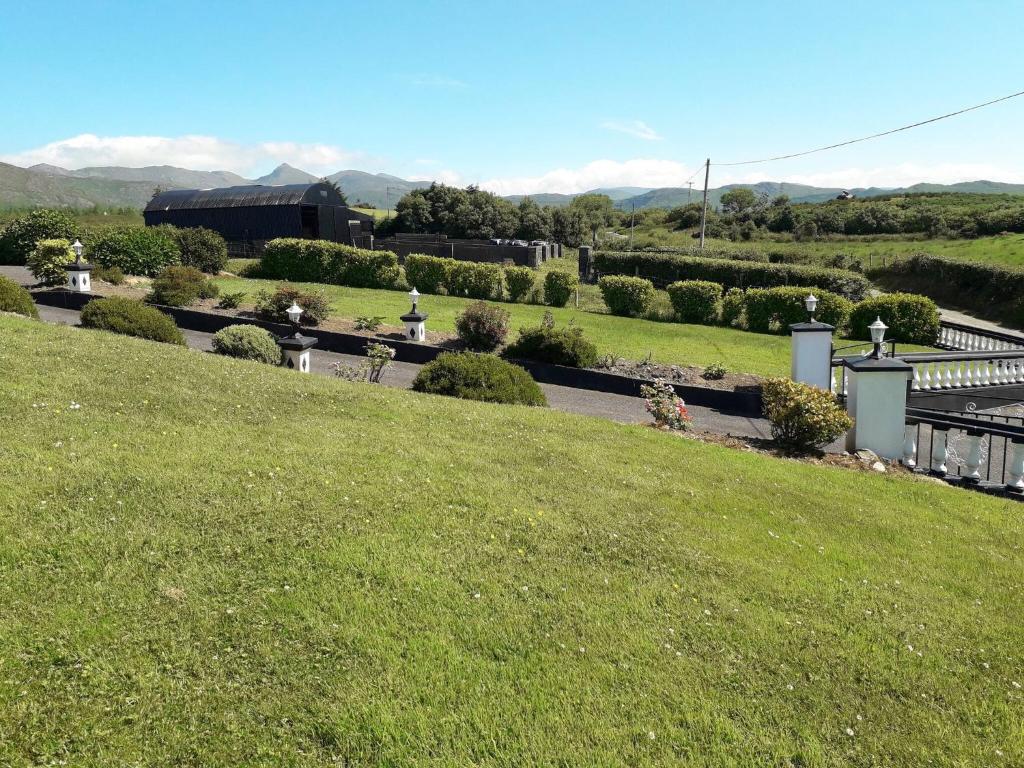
[702,361,727,380]
[455,301,510,351]
[640,378,691,430]
[761,377,853,453]
[331,342,396,383]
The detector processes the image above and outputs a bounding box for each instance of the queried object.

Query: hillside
[0,162,160,208]
[1,315,1021,764]
[34,164,251,189]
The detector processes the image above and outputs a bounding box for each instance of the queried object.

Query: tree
[568,193,616,245]
[0,209,77,266]
[319,177,348,205]
[516,197,552,241]
[720,188,757,215]
[395,191,432,232]
[550,207,588,248]
[666,203,704,229]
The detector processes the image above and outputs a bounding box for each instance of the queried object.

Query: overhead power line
[713,88,1024,167]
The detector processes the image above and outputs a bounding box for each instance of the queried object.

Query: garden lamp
[72,239,83,264]
[409,287,420,313]
[804,293,818,322]
[869,316,888,358]
[285,301,303,327]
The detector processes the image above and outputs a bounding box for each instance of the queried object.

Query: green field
[212,272,861,377]
[1,315,1021,765]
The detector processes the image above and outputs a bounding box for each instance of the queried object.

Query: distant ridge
[3,161,1024,210]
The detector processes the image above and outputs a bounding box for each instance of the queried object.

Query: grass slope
[0,316,1022,765]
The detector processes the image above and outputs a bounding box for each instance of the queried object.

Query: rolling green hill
[0,162,159,209]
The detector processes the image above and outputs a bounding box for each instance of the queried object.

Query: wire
[713,88,1024,167]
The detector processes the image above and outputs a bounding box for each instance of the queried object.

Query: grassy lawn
[211,269,923,377]
[0,316,1021,765]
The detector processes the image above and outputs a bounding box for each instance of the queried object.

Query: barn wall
[144,205,303,241]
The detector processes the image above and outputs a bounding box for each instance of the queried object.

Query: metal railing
[903,406,1024,493]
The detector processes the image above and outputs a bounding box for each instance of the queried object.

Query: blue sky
[1,0,1022,193]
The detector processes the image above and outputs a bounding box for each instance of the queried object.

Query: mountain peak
[254,163,318,186]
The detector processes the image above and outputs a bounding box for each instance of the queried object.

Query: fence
[937,320,1024,352]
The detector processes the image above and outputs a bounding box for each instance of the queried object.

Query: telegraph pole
[687,181,693,203]
[628,201,635,250]
[699,158,710,249]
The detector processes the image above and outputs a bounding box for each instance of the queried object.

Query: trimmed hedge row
[849,293,940,346]
[261,238,400,289]
[667,280,722,324]
[744,287,851,333]
[403,253,571,305]
[593,250,870,300]
[598,275,655,317]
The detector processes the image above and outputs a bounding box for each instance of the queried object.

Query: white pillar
[844,356,914,459]
[930,429,949,475]
[277,333,317,373]
[65,264,93,293]
[963,433,983,482]
[790,321,834,391]
[1007,441,1024,492]
[401,311,428,342]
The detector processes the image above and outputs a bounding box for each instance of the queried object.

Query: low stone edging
[32,289,764,417]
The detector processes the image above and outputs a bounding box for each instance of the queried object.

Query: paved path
[33,303,772,439]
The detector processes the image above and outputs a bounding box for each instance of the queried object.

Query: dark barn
[144,182,375,252]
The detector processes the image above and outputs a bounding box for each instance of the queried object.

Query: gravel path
[33,303,772,439]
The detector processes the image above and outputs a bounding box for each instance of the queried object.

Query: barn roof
[145,182,346,212]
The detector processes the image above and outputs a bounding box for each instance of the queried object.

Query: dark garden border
[32,289,764,417]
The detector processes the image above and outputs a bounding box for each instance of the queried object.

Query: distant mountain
[0,162,161,208]
[4,159,1024,212]
[252,163,319,186]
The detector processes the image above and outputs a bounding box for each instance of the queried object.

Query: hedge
[261,238,400,289]
[598,275,655,317]
[80,297,185,345]
[449,261,502,300]
[27,239,74,287]
[543,271,577,307]
[504,266,536,302]
[163,226,229,273]
[148,265,219,307]
[666,280,723,324]
[405,254,455,294]
[744,286,852,334]
[593,251,870,300]
[0,275,39,319]
[505,320,599,368]
[412,352,547,406]
[0,209,77,265]
[88,227,181,276]
[849,293,940,346]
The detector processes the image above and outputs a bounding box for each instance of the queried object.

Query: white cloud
[0,133,364,176]
[409,168,463,185]
[480,159,698,195]
[601,120,662,141]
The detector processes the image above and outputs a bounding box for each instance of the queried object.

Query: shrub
[721,287,745,327]
[89,227,180,276]
[0,209,77,265]
[702,362,727,380]
[449,261,502,299]
[211,324,280,364]
[163,226,228,273]
[455,301,510,351]
[544,270,578,307]
[744,286,852,334]
[216,291,245,309]
[80,297,185,345]
[593,251,870,300]
[666,280,723,324]
[761,378,852,453]
[0,275,39,318]
[261,238,399,288]
[404,254,455,294]
[253,284,330,326]
[504,266,536,302]
[849,293,939,346]
[27,239,74,286]
[94,265,125,285]
[148,265,218,307]
[412,352,546,406]
[354,315,385,332]
[598,275,655,317]
[505,316,599,368]
[641,379,691,430]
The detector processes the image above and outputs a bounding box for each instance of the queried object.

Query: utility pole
[699,158,710,250]
[687,181,693,203]
[628,201,635,250]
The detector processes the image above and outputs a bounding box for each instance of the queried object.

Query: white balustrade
[1007,441,1024,492]
[963,433,984,482]
[931,429,949,475]
[902,426,917,468]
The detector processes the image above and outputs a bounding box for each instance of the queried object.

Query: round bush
[89,227,180,276]
[211,324,281,364]
[165,226,228,273]
[253,284,331,326]
[0,275,39,318]
[543,270,578,307]
[27,239,74,287]
[849,293,940,346]
[761,377,852,453]
[412,352,547,406]
[80,297,185,345]
[505,323,599,368]
[504,265,536,302]
[744,286,852,334]
[598,275,655,317]
[0,209,77,265]
[148,265,218,307]
[667,280,723,324]
[455,301,510,352]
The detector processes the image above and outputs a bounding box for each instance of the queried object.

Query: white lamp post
[869,316,888,359]
[64,238,93,293]
[789,293,834,391]
[804,293,818,322]
[401,287,428,342]
[276,301,317,373]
